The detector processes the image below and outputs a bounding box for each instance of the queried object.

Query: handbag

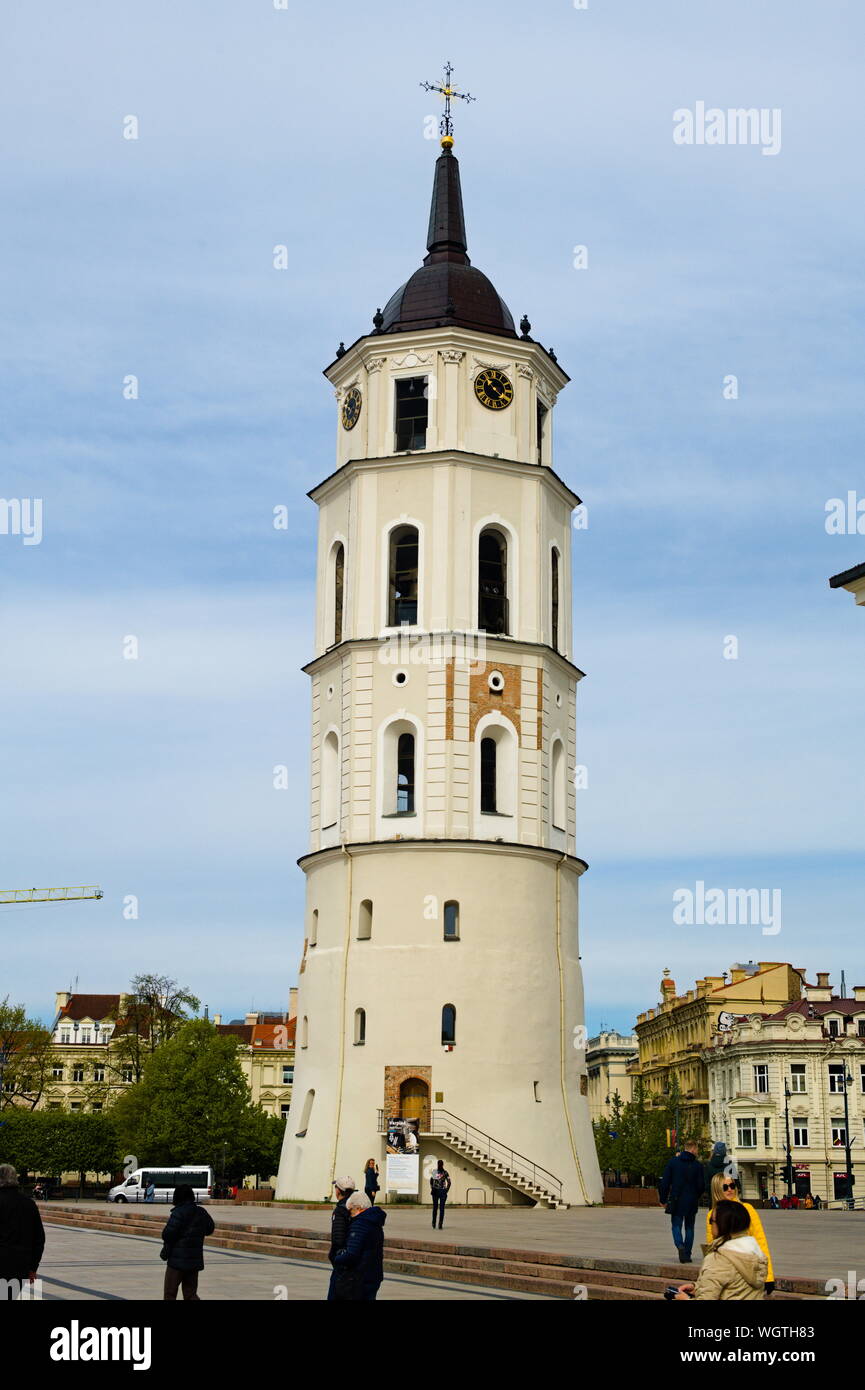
[159,1244,170,1262]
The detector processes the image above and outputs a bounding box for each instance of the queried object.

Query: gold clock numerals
[474,368,514,411]
[341,386,362,430]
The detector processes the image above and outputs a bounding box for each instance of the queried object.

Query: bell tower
[277,86,602,1208]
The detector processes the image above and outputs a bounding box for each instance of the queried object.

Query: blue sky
[1,0,863,1033]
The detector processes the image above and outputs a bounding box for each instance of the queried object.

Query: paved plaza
[47,1200,864,1286]
[35,1221,548,1301]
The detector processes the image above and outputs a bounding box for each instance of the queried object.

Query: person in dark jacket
[658,1140,705,1264]
[430,1159,451,1229]
[332,1192,386,1300]
[703,1140,729,1200]
[327,1176,355,1301]
[364,1159,380,1205]
[161,1184,215,1300]
[0,1164,45,1299]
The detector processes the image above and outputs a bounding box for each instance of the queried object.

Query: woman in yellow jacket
[706,1174,774,1291]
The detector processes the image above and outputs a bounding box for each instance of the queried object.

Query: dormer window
[395,377,428,451]
[827,1017,840,1037]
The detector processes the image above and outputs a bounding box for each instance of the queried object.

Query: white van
[107,1166,214,1204]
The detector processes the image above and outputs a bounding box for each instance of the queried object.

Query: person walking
[658,1140,705,1264]
[675,1200,767,1300]
[331,1192,386,1301]
[813,1192,822,1210]
[327,1176,355,1301]
[0,1164,45,1300]
[430,1159,451,1230]
[363,1159,380,1205]
[704,1173,774,1293]
[160,1184,215,1300]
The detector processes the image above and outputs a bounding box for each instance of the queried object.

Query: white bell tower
[276,105,602,1207]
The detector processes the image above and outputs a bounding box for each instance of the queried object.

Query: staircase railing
[427,1109,563,1204]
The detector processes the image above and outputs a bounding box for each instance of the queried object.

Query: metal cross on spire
[420,62,475,149]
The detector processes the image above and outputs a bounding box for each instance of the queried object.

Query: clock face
[341,386,362,430]
[474,368,514,411]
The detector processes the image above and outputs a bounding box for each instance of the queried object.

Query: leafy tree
[0,997,57,1110]
[110,1018,272,1176]
[0,1110,121,1184]
[107,973,200,1084]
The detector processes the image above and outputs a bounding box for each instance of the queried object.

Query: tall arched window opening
[397,733,415,813]
[389,525,419,626]
[478,528,508,634]
[551,547,560,652]
[332,543,344,645]
[441,1005,457,1046]
[480,737,497,814]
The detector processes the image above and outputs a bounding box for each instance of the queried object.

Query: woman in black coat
[331,1193,387,1301]
[161,1184,215,1300]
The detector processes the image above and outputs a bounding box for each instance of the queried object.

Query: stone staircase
[41,1205,825,1300]
[434,1129,565,1209]
[426,1108,566,1209]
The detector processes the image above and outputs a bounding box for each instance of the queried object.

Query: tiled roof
[58,994,120,1022]
[216,1024,253,1042]
[251,1019,296,1048]
[768,998,865,1020]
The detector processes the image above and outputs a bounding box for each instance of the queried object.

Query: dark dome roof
[378,148,516,340]
[381,263,515,336]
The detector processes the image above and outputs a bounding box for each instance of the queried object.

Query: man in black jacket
[658,1141,705,1264]
[161,1184,215,1301]
[0,1164,45,1299]
[327,1176,355,1302]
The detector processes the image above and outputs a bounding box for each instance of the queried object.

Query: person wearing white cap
[326,1176,356,1302]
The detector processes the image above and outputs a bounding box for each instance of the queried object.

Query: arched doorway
[399,1077,430,1131]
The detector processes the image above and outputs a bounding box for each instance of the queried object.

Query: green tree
[108,973,200,1084]
[0,997,57,1110]
[109,1018,271,1176]
[0,1110,120,1186]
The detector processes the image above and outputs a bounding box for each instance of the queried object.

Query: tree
[108,973,200,1084]
[0,997,57,1111]
[0,1110,121,1185]
[109,1018,271,1176]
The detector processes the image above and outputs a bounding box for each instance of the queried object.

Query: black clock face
[341,386,362,430]
[474,368,514,411]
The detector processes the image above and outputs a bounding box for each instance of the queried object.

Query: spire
[424,148,469,266]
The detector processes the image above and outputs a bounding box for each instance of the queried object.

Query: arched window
[480,738,497,814]
[354,1008,366,1045]
[551,739,566,831]
[478,528,508,634]
[296,1088,314,1138]
[397,732,415,814]
[300,1016,309,1049]
[358,899,373,940]
[310,908,318,947]
[332,543,344,645]
[551,547,560,652]
[321,731,339,831]
[443,900,459,940]
[389,525,419,626]
[441,1005,456,1046]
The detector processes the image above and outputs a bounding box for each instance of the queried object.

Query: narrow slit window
[333,543,344,645]
[354,1008,366,1045]
[480,737,497,814]
[397,732,415,813]
[443,901,459,940]
[441,1004,456,1045]
[536,400,548,464]
[358,899,373,940]
[551,547,560,652]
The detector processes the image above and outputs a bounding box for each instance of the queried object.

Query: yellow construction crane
[0,886,103,905]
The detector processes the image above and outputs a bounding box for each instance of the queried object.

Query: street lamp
[783,1080,793,1201]
[841,1067,855,1209]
